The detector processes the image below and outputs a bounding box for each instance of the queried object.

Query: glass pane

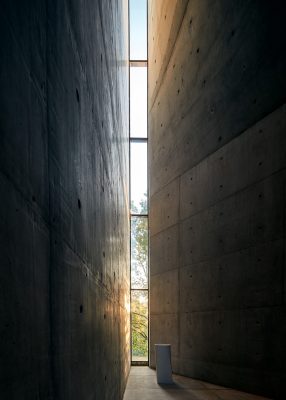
[130,0,147,60]
[131,216,148,289]
[130,66,147,138]
[130,141,147,213]
[131,290,148,362]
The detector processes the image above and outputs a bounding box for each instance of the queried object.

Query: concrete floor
[123,367,270,400]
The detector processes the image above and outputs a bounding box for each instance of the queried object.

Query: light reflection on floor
[123,367,271,400]
[132,356,148,362]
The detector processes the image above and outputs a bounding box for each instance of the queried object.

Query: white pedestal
[155,344,173,384]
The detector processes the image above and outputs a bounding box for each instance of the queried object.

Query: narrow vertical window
[129,0,148,365]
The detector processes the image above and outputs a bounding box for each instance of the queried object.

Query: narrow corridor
[1,0,286,398]
[123,367,270,400]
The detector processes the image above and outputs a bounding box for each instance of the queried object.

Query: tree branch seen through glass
[131,194,148,289]
[131,290,148,360]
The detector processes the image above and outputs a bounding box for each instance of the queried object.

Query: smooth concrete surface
[0,1,130,399]
[123,367,271,400]
[148,1,286,398]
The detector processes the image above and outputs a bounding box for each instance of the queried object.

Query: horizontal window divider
[131,214,148,217]
[130,60,148,67]
[131,288,149,291]
[130,137,148,142]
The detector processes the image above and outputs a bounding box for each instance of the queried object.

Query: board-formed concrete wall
[0,1,130,399]
[148,1,286,397]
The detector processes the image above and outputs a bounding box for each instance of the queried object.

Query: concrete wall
[148,1,286,397]
[0,1,130,399]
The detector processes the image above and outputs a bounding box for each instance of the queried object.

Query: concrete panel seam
[179,167,286,224]
[150,103,286,198]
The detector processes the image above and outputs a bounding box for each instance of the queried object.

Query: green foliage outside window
[131,194,148,359]
[131,291,148,357]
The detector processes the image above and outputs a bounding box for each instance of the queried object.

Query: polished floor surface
[123,367,270,400]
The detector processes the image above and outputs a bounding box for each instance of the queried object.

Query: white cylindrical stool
[155,344,173,384]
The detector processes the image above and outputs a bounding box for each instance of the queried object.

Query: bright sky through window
[130,67,147,138]
[130,141,147,213]
[130,0,147,60]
